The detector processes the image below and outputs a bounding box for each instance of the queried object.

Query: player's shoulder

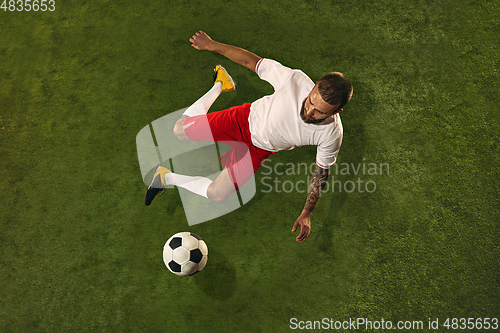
[292,69,314,86]
[259,58,309,76]
[258,58,293,73]
[258,58,314,92]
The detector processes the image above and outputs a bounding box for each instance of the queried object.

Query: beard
[300,98,324,124]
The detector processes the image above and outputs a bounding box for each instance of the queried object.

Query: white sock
[164,172,213,199]
[183,82,222,117]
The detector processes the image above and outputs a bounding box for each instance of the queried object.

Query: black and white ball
[163,232,208,276]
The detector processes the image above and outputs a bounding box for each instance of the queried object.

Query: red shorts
[182,103,274,189]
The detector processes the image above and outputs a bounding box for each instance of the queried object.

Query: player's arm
[190,31,262,73]
[292,164,329,242]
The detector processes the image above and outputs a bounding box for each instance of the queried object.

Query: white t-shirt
[249,58,343,168]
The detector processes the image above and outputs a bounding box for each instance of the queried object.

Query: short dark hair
[317,72,353,110]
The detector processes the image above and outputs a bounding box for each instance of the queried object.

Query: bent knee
[208,192,229,203]
[207,184,234,203]
[173,117,190,141]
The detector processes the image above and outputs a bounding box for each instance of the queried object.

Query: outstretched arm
[190,31,262,73]
[292,164,329,242]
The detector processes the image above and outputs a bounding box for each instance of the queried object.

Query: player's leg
[182,81,222,118]
[174,65,236,140]
[146,71,242,206]
[181,65,236,118]
[144,166,235,205]
[206,167,236,203]
[146,103,271,206]
[173,116,190,141]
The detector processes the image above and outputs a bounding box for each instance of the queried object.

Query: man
[145,31,353,243]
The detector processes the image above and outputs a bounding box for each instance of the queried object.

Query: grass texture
[0,0,498,331]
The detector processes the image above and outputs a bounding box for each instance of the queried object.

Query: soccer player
[145,31,353,243]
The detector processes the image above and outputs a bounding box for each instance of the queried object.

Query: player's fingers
[292,220,299,232]
[299,227,309,242]
[297,228,304,242]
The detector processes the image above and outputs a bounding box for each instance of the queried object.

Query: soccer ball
[163,232,208,276]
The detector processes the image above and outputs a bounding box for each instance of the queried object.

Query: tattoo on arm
[304,165,329,212]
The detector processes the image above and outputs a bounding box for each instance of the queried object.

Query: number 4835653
[1,0,56,11]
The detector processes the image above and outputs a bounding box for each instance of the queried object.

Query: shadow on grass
[195,247,237,300]
[318,78,374,253]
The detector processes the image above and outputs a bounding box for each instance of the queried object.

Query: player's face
[300,85,339,124]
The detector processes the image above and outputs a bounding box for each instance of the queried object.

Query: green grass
[1,0,498,332]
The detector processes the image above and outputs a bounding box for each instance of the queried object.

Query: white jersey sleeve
[316,115,343,168]
[255,58,295,91]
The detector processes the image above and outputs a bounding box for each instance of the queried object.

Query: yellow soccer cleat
[213,65,236,92]
[144,166,171,206]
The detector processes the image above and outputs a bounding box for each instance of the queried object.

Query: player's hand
[292,212,311,243]
[189,31,213,51]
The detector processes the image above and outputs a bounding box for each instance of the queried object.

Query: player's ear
[332,108,343,115]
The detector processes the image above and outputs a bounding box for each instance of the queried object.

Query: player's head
[317,72,353,111]
[301,72,353,124]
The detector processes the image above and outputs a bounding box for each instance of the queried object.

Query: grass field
[1,0,499,332]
